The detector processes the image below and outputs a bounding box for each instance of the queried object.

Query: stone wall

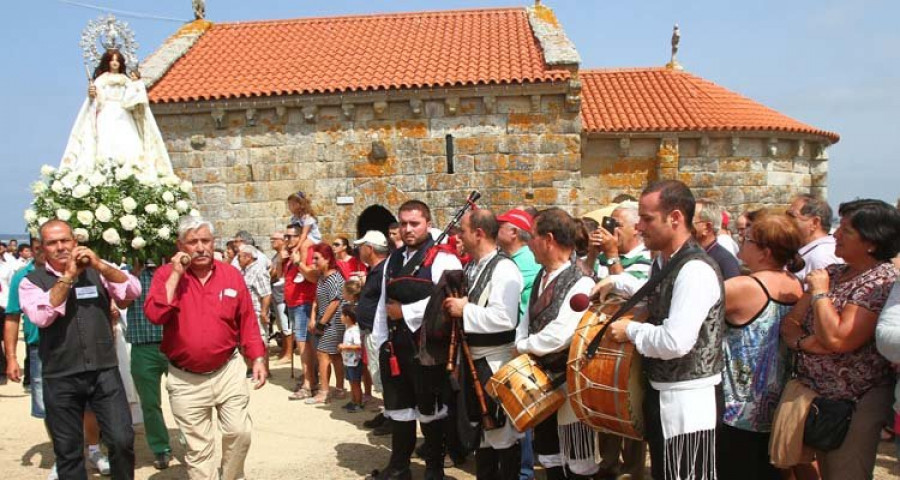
[580,134,829,214]
[154,86,581,245]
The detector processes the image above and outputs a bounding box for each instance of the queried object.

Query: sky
[1,0,898,234]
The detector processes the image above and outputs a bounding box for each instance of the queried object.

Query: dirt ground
[1,338,898,479]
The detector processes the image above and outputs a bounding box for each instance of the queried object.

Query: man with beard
[608,180,725,480]
[144,216,267,480]
[370,200,462,480]
[515,208,597,479]
[443,210,523,479]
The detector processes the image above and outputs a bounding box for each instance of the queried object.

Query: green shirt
[124,268,164,344]
[7,261,39,345]
[510,245,540,322]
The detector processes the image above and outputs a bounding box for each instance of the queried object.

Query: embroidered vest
[644,246,725,383]
[465,252,516,347]
[528,263,583,375]
[26,267,115,379]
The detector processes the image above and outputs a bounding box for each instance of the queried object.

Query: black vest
[527,263,583,375]
[643,246,725,383]
[26,267,115,379]
[385,237,435,305]
[465,251,516,347]
[356,259,385,332]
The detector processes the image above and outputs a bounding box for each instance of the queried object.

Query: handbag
[803,396,856,451]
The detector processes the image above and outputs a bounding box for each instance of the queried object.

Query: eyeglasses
[283,234,298,239]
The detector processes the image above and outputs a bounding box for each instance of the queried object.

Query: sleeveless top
[722,276,797,432]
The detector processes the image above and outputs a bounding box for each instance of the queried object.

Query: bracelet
[795,334,810,351]
[253,357,265,364]
[57,276,74,286]
[810,292,828,303]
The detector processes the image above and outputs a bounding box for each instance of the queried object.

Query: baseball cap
[353,230,388,248]
[497,208,534,232]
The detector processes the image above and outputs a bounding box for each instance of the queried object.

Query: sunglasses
[283,234,298,239]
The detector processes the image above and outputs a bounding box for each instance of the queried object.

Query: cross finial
[666,23,683,71]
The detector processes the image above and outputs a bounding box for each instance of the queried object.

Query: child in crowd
[338,304,363,412]
[287,191,322,247]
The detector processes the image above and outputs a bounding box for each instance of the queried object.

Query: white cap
[353,230,388,248]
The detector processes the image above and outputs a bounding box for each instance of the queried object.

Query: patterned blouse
[796,262,897,400]
[722,277,796,432]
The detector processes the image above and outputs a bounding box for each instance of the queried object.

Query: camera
[601,216,619,233]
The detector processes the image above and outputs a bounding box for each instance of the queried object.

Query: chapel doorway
[356,205,396,239]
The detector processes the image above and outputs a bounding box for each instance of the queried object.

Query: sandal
[288,388,313,401]
[304,394,328,405]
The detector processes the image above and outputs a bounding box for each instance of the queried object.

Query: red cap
[721,210,730,229]
[497,208,534,233]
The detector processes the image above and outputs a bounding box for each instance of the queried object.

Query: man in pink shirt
[144,216,266,480]
[19,219,141,480]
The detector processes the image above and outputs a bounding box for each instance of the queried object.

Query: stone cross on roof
[666,23,683,71]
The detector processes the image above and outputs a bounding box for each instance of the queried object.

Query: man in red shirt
[278,224,320,398]
[144,217,266,480]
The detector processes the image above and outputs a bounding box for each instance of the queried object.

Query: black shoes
[364,412,387,428]
[153,452,171,470]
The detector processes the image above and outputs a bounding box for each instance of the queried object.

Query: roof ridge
[581,67,670,73]
[212,6,525,27]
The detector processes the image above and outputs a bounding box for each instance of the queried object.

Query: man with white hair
[237,245,272,354]
[145,216,267,480]
[589,201,653,299]
[693,199,741,279]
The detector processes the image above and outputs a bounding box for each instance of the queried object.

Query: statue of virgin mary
[61,15,173,178]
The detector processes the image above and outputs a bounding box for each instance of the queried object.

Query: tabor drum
[567,297,648,440]
[485,354,566,432]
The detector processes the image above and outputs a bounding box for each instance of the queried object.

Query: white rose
[162,191,175,203]
[189,209,200,217]
[121,197,137,213]
[61,172,78,188]
[175,200,189,212]
[95,204,113,223]
[138,174,158,187]
[73,228,90,243]
[51,181,64,193]
[40,165,56,176]
[38,216,49,226]
[119,215,138,231]
[56,208,72,221]
[24,209,37,223]
[87,172,106,187]
[157,226,171,240]
[144,204,160,214]
[180,180,193,193]
[114,167,133,182]
[131,236,147,249]
[165,208,179,222]
[164,175,180,187]
[102,228,121,245]
[76,210,94,225]
[72,184,91,199]
[31,182,47,194]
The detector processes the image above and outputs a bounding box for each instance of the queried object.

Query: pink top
[19,262,141,328]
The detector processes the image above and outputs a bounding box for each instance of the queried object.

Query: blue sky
[1,0,897,234]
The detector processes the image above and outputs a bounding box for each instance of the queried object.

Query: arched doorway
[356,205,396,239]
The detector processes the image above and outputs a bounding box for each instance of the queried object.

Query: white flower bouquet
[26,159,199,263]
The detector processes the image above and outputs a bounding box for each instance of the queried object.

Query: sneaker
[363,412,386,429]
[46,464,58,480]
[341,400,356,410]
[87,449,111,476]
[346,403,365,413]
[153,452,171,470]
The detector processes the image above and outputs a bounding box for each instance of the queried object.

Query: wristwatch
[605,256,621,267]
[810,292,828,303]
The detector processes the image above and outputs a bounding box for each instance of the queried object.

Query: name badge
[223,288,238,298]
[75,285,99,300]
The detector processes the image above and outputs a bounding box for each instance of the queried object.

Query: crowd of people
[3,182,900,480]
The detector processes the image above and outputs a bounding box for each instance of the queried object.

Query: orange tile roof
[149,8,571,103]
[581,68,839,143]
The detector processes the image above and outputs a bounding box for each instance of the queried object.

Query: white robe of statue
[61,72,173,178]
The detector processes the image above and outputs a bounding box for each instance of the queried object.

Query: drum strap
[584,244,703,358]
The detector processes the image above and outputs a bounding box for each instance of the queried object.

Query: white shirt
[796,235,842,282]
[372,248,463,349]
[596,243,652,298]
[463,251,523,359]
[717,233,740,258]
[515,262,595,357]
[342,325,362,367]
[625,258,722,390]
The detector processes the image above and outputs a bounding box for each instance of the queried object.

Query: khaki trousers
[166,352,252,480]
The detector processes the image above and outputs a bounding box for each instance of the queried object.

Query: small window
[445,134,454,174]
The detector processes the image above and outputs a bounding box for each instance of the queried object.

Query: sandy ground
[1,337,897,480]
